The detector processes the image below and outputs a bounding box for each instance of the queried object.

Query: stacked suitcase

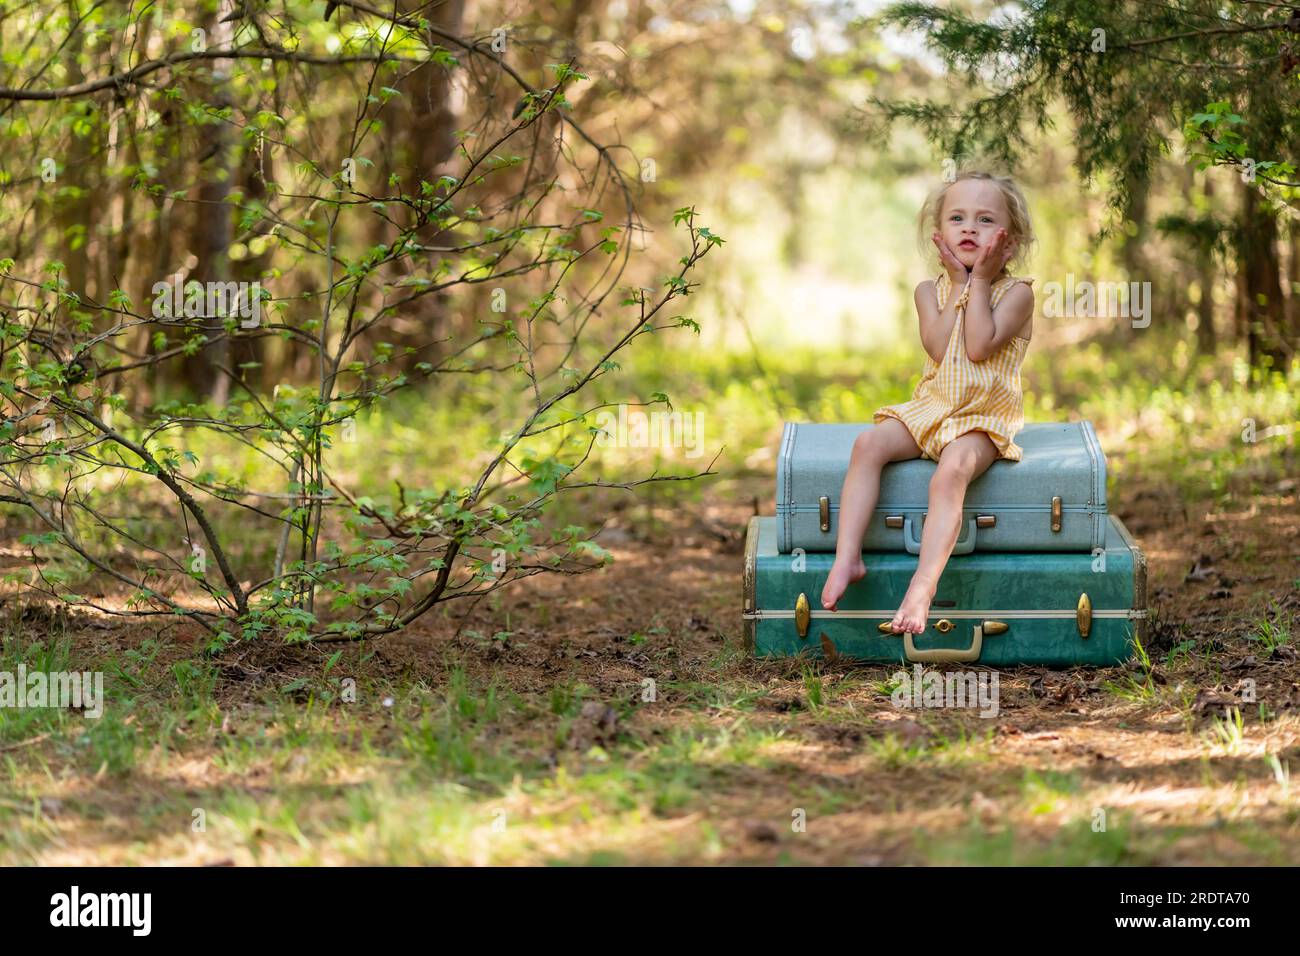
[743,421,1149,666]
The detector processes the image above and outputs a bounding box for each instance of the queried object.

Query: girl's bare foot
[890,578,936,634]
[821,555,866,611]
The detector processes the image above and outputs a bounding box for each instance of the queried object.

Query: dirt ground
[3,448,1298,865]
[347,462,1300,863]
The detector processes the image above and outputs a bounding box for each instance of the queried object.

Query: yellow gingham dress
[873,271,1034,462]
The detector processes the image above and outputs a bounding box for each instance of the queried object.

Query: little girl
[820,169,1036,634]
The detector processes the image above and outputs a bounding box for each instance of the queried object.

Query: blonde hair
[916,168,1035,274]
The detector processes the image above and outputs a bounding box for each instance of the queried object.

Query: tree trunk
[56,22,94,304]
[187,7,237,403]
[365,0,467,367]
[1286,218,1299,355]
[1194,247,1216,358]
[1237,182,1289,372]
[1119,165,1151,346]
[1192,175,1217,357]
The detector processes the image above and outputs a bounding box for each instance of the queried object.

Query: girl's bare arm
[962,228,1034,362]
[915,280,956,364]
[962,279,1033,361]
[915,232,969,363]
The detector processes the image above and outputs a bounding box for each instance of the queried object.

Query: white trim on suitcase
[742,608,1148,620]
[775,503,1104,512]
[777,422,797,552]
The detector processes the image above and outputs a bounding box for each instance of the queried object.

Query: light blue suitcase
[775,421,1108,554]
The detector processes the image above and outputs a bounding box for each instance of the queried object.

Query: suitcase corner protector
[742,516,760,654]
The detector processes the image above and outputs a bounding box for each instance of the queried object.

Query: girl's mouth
[958,240,978,249]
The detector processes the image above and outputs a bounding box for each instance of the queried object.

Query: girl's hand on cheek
[932,233,968,283]
[972,229,1010,281]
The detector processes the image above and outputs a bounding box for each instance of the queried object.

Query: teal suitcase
[742,513,1148,666]
[775,421,1108,554]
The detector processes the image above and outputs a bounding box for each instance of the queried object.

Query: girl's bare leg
[890,430,1001,633]
[821,418,922,611]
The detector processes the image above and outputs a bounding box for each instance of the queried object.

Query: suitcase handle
[903,515,977,554]
[904,623,984,663]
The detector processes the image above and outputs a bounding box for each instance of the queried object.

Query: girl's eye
[979,216,994,223]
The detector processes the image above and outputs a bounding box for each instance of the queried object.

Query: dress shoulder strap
[933,272,949,310]
[935,271,973,311]
[936,272,1035,311]
[991,274,1035,308]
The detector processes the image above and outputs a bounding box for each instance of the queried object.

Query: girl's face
[939,180,1015,270]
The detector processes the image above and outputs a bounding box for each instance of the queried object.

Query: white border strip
[743,608,1148,620]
